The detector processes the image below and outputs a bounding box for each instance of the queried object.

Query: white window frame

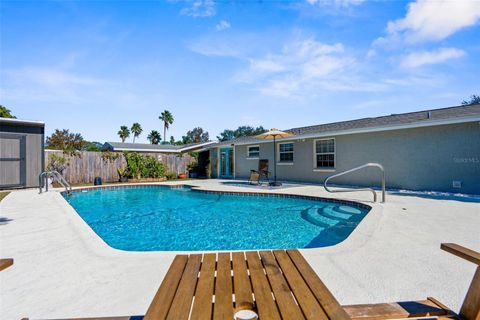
[277,142,294,165]
[246,145,260,159]
[313,138,335,171]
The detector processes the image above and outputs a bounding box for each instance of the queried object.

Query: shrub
[47,154,67,174]
[124,152,166,179]
[165,171,177,180]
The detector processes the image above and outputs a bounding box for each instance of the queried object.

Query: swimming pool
[64,185,370,251]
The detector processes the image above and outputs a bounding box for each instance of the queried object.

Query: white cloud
[379,0,480,44]
[180,0,215,17]
[216,20,231,31]
[234,38,358,98]
[400,47,465,68]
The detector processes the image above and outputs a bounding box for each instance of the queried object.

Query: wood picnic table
[144,249,351,320]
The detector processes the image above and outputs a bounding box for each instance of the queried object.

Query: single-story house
[0,118,45,189]
[207,103,480,194]
[104,141,215,154]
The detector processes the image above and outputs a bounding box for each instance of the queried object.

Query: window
[247,145,260,158]
[278,143,294,163]
[315,139,335,168]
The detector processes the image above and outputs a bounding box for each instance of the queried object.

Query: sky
[1,0,480,144]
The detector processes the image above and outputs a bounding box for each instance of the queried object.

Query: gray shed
[0,118,45,189]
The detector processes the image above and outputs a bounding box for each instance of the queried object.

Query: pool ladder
[324,163,386,203]
[39,171,72,194]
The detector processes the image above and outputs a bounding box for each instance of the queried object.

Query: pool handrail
[39,171,72,194]
[324,163,386,203]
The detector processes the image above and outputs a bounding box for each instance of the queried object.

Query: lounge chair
[24,243,480,320]
[249,159,270,185]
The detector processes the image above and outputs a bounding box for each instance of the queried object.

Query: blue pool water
[65,186,370,251]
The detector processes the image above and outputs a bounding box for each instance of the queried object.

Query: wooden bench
[25,243,480,320]
[0,258,13,272]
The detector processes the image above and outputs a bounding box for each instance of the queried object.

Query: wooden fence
[45,150,195,184]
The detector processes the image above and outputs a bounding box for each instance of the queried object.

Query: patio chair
[249,159,270,185]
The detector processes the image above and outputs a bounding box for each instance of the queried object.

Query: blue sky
[1,0,480,143]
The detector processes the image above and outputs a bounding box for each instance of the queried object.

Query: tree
[0,105,16,118]
[131,123,143,143]
[46,129,87,154]
[216,129,235,141]
[217,125,267,141]
[169,136,176,145]
[118,126,130,143]
[147,130,161,144]
[83,141,101,152]
[182,127,209,144]
[461,94,480,106]
[159,110,174,143]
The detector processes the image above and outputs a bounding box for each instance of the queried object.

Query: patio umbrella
[256,129,293,186]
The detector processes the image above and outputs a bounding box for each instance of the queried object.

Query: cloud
[306,0,365,7]
[180,0,215,17]
[233,38,359,98]
[400,47,465,68]
[216,20,231,31]
[378,0,480,44]
[1,66,107,103]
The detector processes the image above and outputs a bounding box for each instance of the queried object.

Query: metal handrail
[39,171,72,194]
[324,163,386,203]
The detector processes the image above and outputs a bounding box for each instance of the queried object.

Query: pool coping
[56,181,381,256]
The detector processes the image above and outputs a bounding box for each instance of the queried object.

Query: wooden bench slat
[213,253,234,320]
[166,254,202,320]
[144,255,188,320]
[273,250,329,320]
[441,243,480,265]
[459,266,480,320]
[245,251,282,320]
[190,253,216,320]
[343,300,449,320]
[259,251,306,320]
[287,249,350,320]
[0,258,13,272]
[232,252,254,309]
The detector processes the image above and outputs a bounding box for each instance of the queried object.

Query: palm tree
[118,126,130,143]
[147,130,161,144]
[131,123,143,143]
[159,110,174,143]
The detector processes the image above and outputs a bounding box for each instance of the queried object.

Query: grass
[0,192,10,202]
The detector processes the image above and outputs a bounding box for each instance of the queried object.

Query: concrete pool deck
[0,179,479,319]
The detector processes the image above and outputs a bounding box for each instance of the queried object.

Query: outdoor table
[143,249,350,320]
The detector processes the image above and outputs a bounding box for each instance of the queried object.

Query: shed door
[0,134,26,188]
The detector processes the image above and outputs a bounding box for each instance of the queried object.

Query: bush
[47,154,67,174]
[124,152,166,179]
[165,171,177,180]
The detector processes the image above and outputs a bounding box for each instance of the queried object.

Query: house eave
[225,115,480,147]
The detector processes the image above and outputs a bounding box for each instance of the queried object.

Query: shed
[0,118,45,189]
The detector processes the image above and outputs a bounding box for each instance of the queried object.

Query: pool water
[65,186,370,251]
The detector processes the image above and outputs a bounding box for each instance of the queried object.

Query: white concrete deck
[0,179,479,320]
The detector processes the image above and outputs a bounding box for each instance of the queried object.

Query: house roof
[212,103,480,147]
[0,117,45,127]
[105,141,215,153]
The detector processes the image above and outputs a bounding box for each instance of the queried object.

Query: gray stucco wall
[210,148,219,178]
[0,123,44,189]
[231,122,480,194]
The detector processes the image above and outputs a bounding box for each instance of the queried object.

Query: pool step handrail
[324,163,386,203]
[39,171,72,194]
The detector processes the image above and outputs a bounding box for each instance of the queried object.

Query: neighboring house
[0,118,45,189]
[104,141,215,154]
[207,104,480,194]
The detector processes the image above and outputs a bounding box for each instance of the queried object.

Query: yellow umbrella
[256,129,293,186]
